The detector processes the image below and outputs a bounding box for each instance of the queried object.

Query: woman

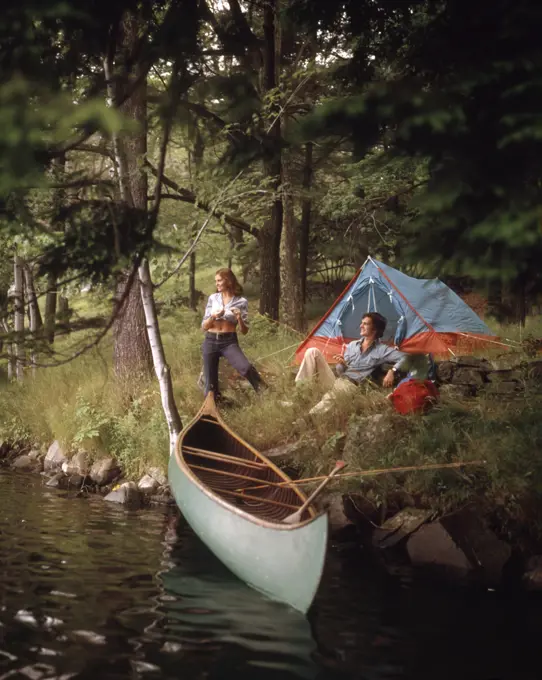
[201,268,263,398]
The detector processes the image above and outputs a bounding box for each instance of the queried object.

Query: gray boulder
[451,367,485,386]
[44,441,68,472]
[89,457,121,486]
[11,455,36,471]
[148,467,167,487]
[45,472,65,488]
[138,474,160,494]
[103,482,140,506]
[63,450,90,477]
[406,522,474,579]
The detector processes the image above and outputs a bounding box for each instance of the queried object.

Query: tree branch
[145,161,259,238]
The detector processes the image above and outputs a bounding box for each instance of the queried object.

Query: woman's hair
[216,268,243,295]
[362,312,387,339]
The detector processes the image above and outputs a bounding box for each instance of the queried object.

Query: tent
[295,257,497,363]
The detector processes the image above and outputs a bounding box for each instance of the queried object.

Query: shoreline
[3,437,542,595]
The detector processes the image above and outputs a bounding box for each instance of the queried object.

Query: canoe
[168,392,328,614]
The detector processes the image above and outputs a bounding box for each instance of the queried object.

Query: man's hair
[362,312,387,339]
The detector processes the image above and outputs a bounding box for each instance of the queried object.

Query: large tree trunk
[111,12,152,380]
[13,255,25,382]
[300,142,313,304]
[280,147,305,330]
[259,0,283,320]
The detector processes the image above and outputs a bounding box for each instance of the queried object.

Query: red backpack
[389,379,439,415]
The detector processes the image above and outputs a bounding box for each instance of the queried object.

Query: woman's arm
[234,298,249,335]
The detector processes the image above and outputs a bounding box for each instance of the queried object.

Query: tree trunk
[44,272,57,344]
[259,0,283,321]
[23,263,42,376]
[23,264,43,332]
[300,142,313,304]
[139,259,182,454]
[111,11,152,380]
[1,319,15,381]
[13,255,25,382]
[189,126,204,310]
[487,277,503,321]
[280,146,305,331]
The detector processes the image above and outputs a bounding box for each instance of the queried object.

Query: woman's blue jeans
[202,332,262,396]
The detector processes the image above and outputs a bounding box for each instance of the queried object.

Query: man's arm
[381,346,406,388]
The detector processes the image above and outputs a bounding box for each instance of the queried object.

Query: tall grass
[1,269,541,532]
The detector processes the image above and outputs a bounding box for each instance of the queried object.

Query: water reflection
[2,469,542,680]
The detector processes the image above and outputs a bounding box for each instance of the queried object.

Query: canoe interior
[181,416,312,524]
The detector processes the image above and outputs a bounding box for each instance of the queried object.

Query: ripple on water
[3,469,542,680]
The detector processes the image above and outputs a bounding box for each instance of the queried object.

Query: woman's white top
[202,293,249,328]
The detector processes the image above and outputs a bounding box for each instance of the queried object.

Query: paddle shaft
[283,462,346,524]
[244,460,485,492]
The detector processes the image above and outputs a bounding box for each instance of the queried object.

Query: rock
[149,488,174,505]
[525,361,542,387]
[44,441,68,472]
[451,367,485,386]
[148,467,167,487]
[138,474,160,494]
[317,493,353,532]
[103,482,140,506]
[263,442,300,459]
[482,381,521,395]
[89,457,121,486]
[523,555,542,591]
[452,356,492,372]
[406,522,474,579]
[64,450,90,477]
[436,361,455,383]
[487,369,523,382]
[45,472,65,488]
[11,455,36,471]
[66,474,84,488]
[373,508,433,549]
[439,383,476,399]
[440,508,512,586]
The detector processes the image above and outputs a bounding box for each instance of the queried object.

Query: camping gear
[388,379,440,415]
[168,392,328,614]
[296,256,497,362]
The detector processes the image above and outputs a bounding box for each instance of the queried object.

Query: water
[1,470,542,680]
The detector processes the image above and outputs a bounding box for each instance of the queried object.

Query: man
[295,312,406,415]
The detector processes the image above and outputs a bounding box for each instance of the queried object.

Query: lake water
[1,469,541,679]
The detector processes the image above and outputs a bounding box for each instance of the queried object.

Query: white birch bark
[103,33,182,455]
[139,259,182,455]
[13,255,25,382]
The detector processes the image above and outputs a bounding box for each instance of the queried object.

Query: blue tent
[296,257,496,362]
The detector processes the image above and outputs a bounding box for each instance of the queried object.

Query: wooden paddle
[282,460,347,525]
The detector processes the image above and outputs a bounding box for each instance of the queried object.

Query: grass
[1,268,542,544]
